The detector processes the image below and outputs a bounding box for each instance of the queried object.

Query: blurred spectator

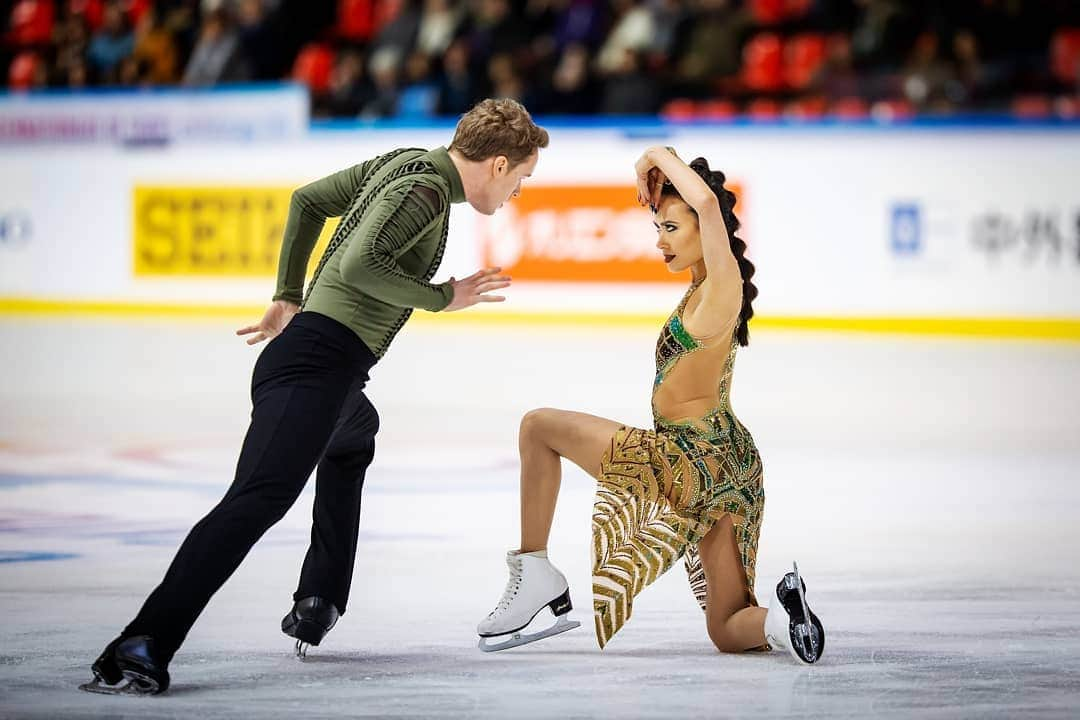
[551,0,607,53]
[116,53,144,85]
[849,0,916,68]
[182,8,251,85]
[132,7,179,84]
[595,0,653,76]
[487,51,525,102]
[811,33,861,100]
[648,0,688,65]
[4,0,1078,119]
[948,28,999,108]
[51,12,93,85]
[466,0,529,66]
[86,1,134,82]
[435,38,476,115]
[63,55,91,88]
[361,45,401,118]
[675,0,749,88]
[601,48,658,113]
[371,0,420,65]
[236,0,276,80]
[314,47,372,117]
[398,49,439,116]
[155,0,200,65]
[522,0,560,67]
[415,0,461,58]
[545,42,596,113]
[900,31,957,113]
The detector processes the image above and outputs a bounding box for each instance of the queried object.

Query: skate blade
[787,562,824,664]
[79,676,159,696]
[478,614,580,653]
[792,562,817,661]
[295,639,309,660]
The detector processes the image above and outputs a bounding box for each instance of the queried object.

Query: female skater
[476,147,824,663]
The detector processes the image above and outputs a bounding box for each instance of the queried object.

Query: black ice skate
[764,562,825,664]
[80,635,170,695]
[282,596,339,659]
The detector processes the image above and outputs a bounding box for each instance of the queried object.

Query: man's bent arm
[340,180,453,312]
[273,162,371,305]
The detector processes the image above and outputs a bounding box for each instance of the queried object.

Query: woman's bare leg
[517,408,624,553]
[699,514,768,651]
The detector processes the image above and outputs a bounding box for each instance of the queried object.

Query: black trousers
[123,312,379,662]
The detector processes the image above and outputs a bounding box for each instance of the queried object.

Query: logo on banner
[476,184,743,283]
[0,210,32,249]
[132,187,337,276]
[971,210,1080,266]
[890,203,922,256]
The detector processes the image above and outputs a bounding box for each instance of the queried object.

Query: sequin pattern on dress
[591,281,765,648]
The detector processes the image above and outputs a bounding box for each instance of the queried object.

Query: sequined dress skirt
[591,412,764,648]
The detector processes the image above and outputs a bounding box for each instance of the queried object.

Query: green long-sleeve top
[273,146,466,359]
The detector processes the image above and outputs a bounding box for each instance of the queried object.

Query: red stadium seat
[870,99,914,121]
[784,0,813,20]
[830,97,869,119]
[337,0,375,42]
[660,99,697,121]
[1011,94,1052,119]
[1050,29,1080,85]
[7,51,42,89]
[7,0,55,46]
[67,0,103,29]
[373,0,405,35]
[784,33,828,90]
[785,96,827,119]
[742,33,784,92]
[745,98,781,119]
[698,99,738,120]
[1054,95,1079,119]
[127,0,151,26]
[292,43,336,95]
[748,0,785,25]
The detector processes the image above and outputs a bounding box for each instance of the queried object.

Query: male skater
[83,98,548,695]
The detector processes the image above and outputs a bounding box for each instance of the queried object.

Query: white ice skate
[764,561,825,664]
[477,550,581,652]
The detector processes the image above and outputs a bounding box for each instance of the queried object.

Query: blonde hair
[449,98,549,167]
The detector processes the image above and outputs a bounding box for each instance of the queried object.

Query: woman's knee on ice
[707,615,745,653]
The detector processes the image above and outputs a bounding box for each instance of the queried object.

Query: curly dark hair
[660,156,758,346]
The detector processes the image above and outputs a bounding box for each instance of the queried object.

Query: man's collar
[428,147,466,204]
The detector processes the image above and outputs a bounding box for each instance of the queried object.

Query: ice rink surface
[1,316,1079,719]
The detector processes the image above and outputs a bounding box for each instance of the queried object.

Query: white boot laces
[495,557,524,614]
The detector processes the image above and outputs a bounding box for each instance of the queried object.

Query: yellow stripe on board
[1,297,1078,341]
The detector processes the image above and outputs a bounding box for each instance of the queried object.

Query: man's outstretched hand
[444,267,512,312]
[236,299,300,345]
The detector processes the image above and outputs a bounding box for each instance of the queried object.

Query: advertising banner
[1,123,1078,338]
[476,184,743,284]
[0,85,308,146]
[132,186,335,277]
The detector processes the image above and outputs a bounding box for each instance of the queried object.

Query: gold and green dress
[592,281,765,648]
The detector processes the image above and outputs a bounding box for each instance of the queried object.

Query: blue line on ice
[0,551,79,563]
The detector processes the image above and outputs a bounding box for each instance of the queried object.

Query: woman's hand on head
[635,148,668,208]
